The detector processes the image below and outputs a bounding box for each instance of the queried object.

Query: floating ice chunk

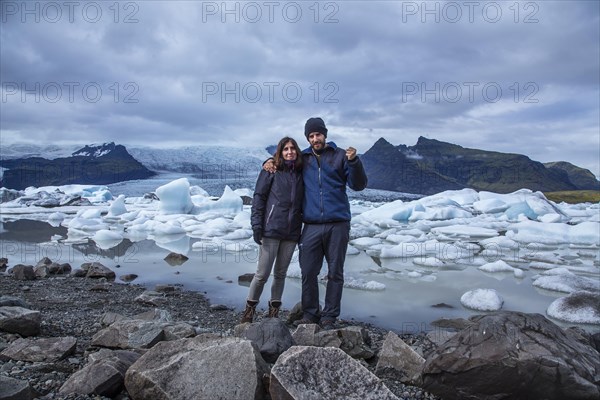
[409,205,472,221]
[385,234,421,244]
[532,272,600,293]
[94,229,123,241]
[190,185,210,197]
[505,202,537,220]
[380,243,418,258]
[547,291,600,324]
[48,212,66,221]
[413,257,444,267]
[80,209,102,219]
[153,222,186,235]
[460,288,504,311]
[507,221,600,246]
[233,210,251,228]
[221,228,252,240]
[478,260,525,278]
[156,178,195,215]
[525,194,566,219]
[350,237,382,249]
[107,195,127,217]
[234,188,253,198]
[346,245,360,255]
[407,271,422,278]
[194,185,243,215]
[431,225,498,239]
[478,260,515,273]
[67,217,107,231]
[539,213,562,223]
[343,277,386,291]
[120,210,141,222]
[473,198,508,214]
[479,237,519,249]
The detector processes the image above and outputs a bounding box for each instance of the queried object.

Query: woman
[241,136,304,323]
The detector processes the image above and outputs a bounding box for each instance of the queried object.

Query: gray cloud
[1,0,598,176]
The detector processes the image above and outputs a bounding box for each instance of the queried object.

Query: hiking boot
[268,300,282,318]
[240,300,258,323]
[319,319,336,331]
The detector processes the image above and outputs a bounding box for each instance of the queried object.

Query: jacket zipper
[288,172,295,231]
[266,204,275,226]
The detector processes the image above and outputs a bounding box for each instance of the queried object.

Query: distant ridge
[361,137,599,195]
[0,143,155,190]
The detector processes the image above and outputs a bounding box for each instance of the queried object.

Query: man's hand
[263,158,276,173]
[346,147,357,161]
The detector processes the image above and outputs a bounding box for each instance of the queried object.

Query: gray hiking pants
[299,221,350,321]
[247,237,297,303]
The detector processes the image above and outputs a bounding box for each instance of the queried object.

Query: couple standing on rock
[241,117,368,330]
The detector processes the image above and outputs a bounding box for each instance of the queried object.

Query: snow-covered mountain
[0,143,83,160]
[126,145,272,175]
[1,142,273,175]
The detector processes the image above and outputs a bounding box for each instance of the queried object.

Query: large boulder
[0,375,34,400]
[0,337,76,362]
[9,264,36,280]
[240,318,294,363]
[59,349,140,397]
[91,320,166,349]
[124,336,269,400]
[292,324,374,360]
[375,331,425,384]
[82,262,116,280]
[0,307,41,337]
[270,346,398,399]
[422,311,600,400]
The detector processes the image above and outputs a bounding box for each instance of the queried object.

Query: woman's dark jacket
[251,167,304,241]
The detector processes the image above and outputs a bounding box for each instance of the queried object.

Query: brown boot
[241,300,258,323]
[268,300,282,318]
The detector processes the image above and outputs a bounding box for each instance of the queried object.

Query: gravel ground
[0,273,440,400]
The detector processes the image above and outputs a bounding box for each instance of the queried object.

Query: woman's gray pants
[247,237,297,303]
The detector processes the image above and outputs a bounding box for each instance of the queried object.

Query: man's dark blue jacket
[301,142,368,224]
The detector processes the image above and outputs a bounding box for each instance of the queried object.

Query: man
[268,117,368,329]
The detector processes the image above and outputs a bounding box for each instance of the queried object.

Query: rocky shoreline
[2,258,599,400]
[0,260,440,400]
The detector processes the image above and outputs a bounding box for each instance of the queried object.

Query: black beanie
[304,117,328,139]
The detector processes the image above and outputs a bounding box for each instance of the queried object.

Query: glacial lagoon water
[1,217,595,334]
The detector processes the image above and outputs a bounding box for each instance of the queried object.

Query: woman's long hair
[273,137,303,171]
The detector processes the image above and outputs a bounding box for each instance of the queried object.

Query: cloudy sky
[1,1,599,176]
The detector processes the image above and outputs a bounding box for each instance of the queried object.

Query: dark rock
[59,349,140,397]
[82,262,116,280]
[422,311,600,400]
[238,273,255,287]
[0,296,29,308]
[0,375,35,400]
[9,264,36,281]
[164,252,189,266]
[120,274,138,282]
[240,318,295,363]
[0,306,41,337]
[0,336,77,362]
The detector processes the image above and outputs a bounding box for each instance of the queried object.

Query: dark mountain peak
[414,136,462,151]
[374,137,393,147]
[72,142,117,158]
[544,161,600,190]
